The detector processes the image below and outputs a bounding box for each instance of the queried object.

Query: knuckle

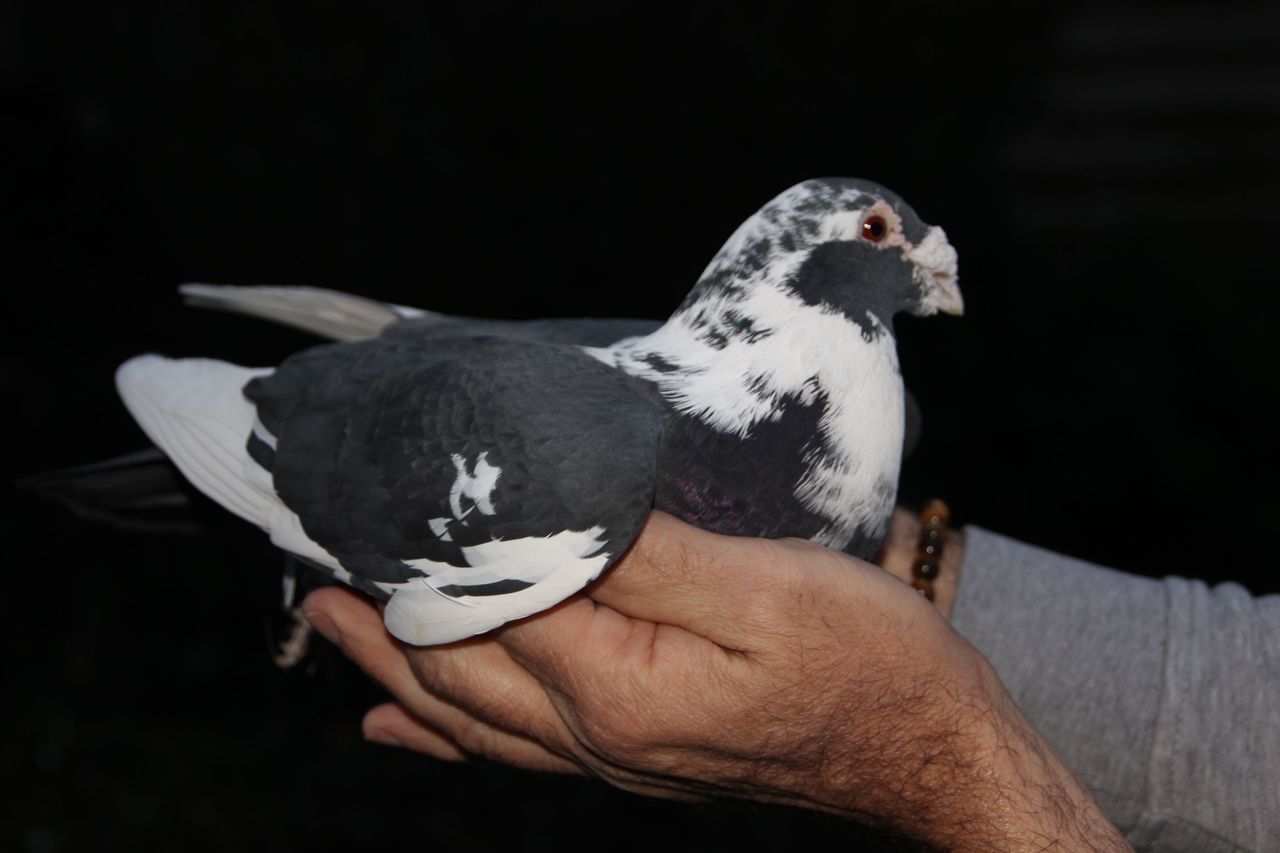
[407,653,453,695]
[734,543,808,626]
[634,535,701,586]
[451,715,499,758]
[626,514,719,583]
[408,650,483,706]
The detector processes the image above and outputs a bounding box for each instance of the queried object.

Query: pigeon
[116,177,962,646]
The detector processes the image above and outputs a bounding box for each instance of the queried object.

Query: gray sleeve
[950,526,1280,853]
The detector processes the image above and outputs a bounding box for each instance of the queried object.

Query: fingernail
[304,610,341,646]
[365,730,403,748]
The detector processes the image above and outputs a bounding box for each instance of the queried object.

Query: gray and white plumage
[117,177,962,645]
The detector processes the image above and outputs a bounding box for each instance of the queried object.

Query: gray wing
[179,282,662,346]
[245,333,667,644]
[383,315,662,347]
[179,283,409,341]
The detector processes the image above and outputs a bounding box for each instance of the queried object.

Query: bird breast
[585,284,905,552]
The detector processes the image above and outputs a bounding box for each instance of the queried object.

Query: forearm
[961,662,1133,853]
[829,650,1132,851]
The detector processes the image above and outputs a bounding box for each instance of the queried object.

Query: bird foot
[272,605,314,669]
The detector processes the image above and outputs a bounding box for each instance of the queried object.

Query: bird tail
[178,283,447,341]
[114,354,280,529]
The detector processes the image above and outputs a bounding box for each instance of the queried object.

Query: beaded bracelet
[911,499,951,602]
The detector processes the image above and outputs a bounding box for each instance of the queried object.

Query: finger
[362,702,468,760]
[494,593,731,723]
[304,588,528,740]
[305,588,584,770]
[303,587,427,702]
[404,633,576,750]
[582,511,836,650]
[362,701,582,774]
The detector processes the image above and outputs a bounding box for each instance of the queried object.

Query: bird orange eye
[862,215,888,243]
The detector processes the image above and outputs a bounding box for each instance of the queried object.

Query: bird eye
[862,215,888,243]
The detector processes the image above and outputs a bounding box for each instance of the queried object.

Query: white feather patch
[387,527,611,645]
[251,417,278,450]
[447,451,501,519]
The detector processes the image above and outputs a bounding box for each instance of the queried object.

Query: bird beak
[929,270,965,316]
[907,226,963,317]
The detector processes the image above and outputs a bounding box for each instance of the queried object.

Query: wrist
[955,658,1133,851]
[811,635,1130,850]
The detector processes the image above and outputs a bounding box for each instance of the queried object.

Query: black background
[5,2,1279,851]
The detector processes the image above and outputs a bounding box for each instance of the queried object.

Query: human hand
[303,512,1129,851]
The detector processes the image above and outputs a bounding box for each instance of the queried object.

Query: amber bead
[914,558,940,580]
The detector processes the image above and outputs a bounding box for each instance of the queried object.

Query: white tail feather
[115,355,346,574]
[116,355,277,526]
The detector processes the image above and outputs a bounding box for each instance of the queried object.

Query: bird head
[691,177,963,330]
[604,177,959,446]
